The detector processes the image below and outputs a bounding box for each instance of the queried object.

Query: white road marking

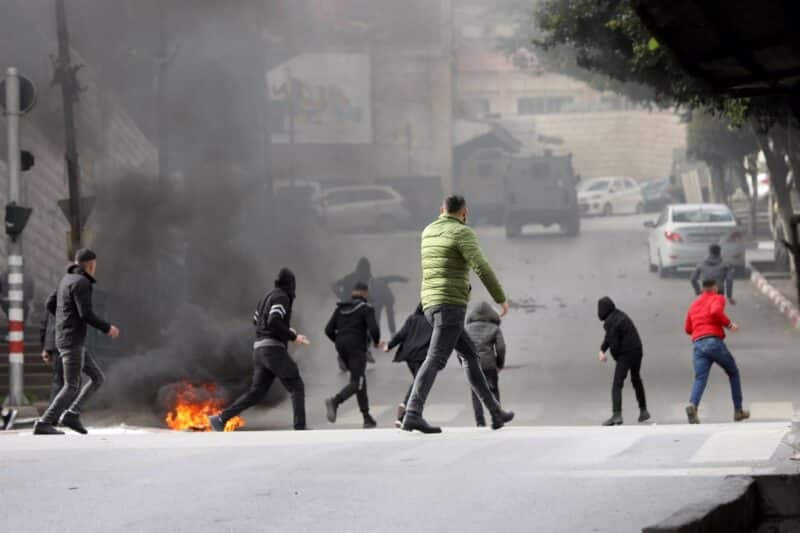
[690,427,788,463]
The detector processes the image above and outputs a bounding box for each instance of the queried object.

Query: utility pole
[285,65,296,187]
[4,68,25,408]
[53,0,84,258]
[155,1,177,187]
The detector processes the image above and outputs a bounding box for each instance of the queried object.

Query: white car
[319,185,412,233]
[645,203,745,277]
[578,177,643,216]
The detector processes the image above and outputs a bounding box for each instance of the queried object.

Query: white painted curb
[750,269,800,330]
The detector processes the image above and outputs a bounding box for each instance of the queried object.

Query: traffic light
[20,150,34,171]
[5,202,33,241]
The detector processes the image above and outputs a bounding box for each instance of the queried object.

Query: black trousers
[333,350,369,414]
[471,368,500,425]
[220,345,306,430]
[612,354,647,413]
[40,348,105,424]
[374,303,397,336]
[400,359,424,411]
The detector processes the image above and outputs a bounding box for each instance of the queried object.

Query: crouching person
[597,297,649,426]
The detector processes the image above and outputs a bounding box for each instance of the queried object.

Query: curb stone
[750,269,800,330]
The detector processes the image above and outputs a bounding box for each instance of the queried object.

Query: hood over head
[598,296,616,321]
[275,267,296,299]
[355,257,372,279]
[467,301,500,325]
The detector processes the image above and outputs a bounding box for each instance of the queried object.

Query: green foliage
[687,112,758,166]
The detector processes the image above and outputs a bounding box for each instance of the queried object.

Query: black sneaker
[60,411,88,434]
[491,410,515,430]
[686,404,700,424]
[208,415,225,432]
[401,414,442,434]
[2,408,18,430]
[325,398,338,423]
[476,420,487,427]
[638,409,651,423]
[363,414,377,429]
[602,413,623,426]
[33,421,65,435]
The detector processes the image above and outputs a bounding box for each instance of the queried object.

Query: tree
[506,0,800,297]
[686,112,758,204]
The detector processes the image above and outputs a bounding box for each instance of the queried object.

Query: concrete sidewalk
[1,421,795,533]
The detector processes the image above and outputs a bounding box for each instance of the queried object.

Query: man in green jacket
[401,195,514,433]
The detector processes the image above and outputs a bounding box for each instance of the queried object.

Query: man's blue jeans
[690,337,743,410]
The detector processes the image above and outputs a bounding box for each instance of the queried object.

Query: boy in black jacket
[597,296,649,426]
[324,282,382,428]
[383,304,433,427]
[210,268,310,431]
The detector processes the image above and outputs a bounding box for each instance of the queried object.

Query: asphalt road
[230,214,799,431]
[1,422,794,533]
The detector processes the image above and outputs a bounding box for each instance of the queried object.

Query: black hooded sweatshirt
[332,258,372,302]
[325,296,380,354]
[54,264,111,352]
[254,268,298,346]
[387,304,432,363]
[598,297,642,360]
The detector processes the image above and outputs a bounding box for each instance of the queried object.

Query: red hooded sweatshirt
[685,291,731,342]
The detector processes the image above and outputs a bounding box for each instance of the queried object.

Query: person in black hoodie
[331,257,408,336]
[34,249,120,435]
[597,296,649,426]
[383,303,433,427]
[324,282,382,428]
[209,268,310,431]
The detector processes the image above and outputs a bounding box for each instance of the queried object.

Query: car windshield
[672,207,733,223]
[580,180,609,192]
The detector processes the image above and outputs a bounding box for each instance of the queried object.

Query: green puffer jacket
[420,215,506,310]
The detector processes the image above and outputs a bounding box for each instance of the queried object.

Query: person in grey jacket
[463,302,506,427]
[691,244,735,304]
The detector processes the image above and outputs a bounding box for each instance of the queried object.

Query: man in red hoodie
[684,279,749,424]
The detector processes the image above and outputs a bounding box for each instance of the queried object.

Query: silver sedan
[645,203,745,277]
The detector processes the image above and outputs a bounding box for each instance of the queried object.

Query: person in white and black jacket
[209,268,310,431]
[323,282,382,428]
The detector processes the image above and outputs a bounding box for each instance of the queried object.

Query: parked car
[318,185,412,233]
[641,177,676,213]
[577,176,643,216]
[645,203,745,278]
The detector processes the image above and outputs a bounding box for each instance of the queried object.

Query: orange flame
[164,381,244,432]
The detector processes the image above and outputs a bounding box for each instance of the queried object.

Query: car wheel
[657,253,672,278]
[648,246,658,273]
[560,212,580,237]
[602,203,613,217]
[505,217,522,238]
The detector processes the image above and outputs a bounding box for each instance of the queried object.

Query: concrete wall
[528,110,686,180]
[0,58,156,308]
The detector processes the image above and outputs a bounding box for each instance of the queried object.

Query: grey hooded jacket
[690,255,734,298]
[465,302,506,371]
